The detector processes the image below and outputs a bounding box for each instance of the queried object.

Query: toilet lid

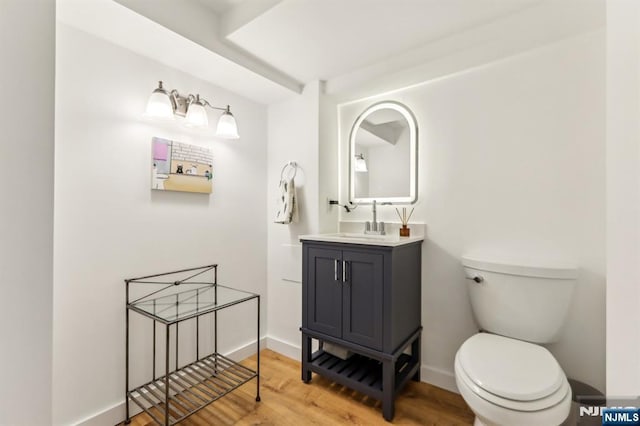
[458,333,564,401]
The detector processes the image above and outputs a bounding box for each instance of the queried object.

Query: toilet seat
[456,368,572,426]
[455,354,570,412]
[456,333,570,412]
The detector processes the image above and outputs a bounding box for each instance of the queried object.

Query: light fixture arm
[199,99,231,113]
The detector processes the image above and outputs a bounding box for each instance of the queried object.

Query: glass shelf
[128,284,258,324]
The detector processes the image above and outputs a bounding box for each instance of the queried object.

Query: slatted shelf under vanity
[128,353,257,426]
[309,350,419,400]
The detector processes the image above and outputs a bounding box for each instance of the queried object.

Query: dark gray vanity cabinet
[306,246,384,349]
[300,239,422,421]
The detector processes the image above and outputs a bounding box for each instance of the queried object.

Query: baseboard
[265,336,301,361]
[226,337,267,362]
[74,338,267,426]
[72,399,131,426]
[421,364,459,394]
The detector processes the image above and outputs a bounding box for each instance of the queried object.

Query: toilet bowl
[456,255,577,426]
[455,333,571,426]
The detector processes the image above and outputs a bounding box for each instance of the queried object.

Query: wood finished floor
[124,349,474,425]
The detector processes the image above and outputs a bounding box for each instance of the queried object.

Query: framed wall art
[151,137,213,194]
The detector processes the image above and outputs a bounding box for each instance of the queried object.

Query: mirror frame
[349,100,418,205]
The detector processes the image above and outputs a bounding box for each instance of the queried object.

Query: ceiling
[226,0,543,83]
[58,0,605,105]
[195,0,245,14]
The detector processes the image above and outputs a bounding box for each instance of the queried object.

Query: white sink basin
[330,232,400,242]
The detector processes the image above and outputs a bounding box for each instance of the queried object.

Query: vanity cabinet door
[306,247,343,338]
[342,250,384,350]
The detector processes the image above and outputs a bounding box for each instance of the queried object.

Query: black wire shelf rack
[124,264,260,426]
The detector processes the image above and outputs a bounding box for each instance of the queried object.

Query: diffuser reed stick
[395,207,414,226]
[395,207,414,236]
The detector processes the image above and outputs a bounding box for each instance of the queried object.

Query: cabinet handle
[334,259,339,281]
[343,261,349,283]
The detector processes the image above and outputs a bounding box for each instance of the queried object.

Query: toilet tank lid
[461,255,577,279]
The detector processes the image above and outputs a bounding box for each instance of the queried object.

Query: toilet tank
[462,255,577,344]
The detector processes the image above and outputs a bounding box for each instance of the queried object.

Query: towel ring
[280,161,298,180]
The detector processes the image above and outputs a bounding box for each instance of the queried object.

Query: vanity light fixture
[144,81,239,139]
[354,153,368,172]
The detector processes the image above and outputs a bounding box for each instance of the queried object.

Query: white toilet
[455,255,577,426]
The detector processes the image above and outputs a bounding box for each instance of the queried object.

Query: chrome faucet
[373,199,377,225]
[365,200,385,235]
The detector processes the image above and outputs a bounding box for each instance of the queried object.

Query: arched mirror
[349,101,418,204]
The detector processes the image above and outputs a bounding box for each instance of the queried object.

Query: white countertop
[299,233,424,247]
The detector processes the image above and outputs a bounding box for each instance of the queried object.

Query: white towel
[274,177,298,224]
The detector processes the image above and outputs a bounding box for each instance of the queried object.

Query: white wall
[338,31,606,392]
[0,1,55,424]
[265,82,320,356]
[265,80,340,357]
[53,24,268,425]
[318,92,340,232]
[606,0,640,398]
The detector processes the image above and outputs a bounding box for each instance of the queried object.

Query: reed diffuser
[395,207,414,237]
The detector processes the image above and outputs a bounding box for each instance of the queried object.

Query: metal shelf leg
[125,307,131,424]
[165,324,170,426]
[256,295,261,402]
